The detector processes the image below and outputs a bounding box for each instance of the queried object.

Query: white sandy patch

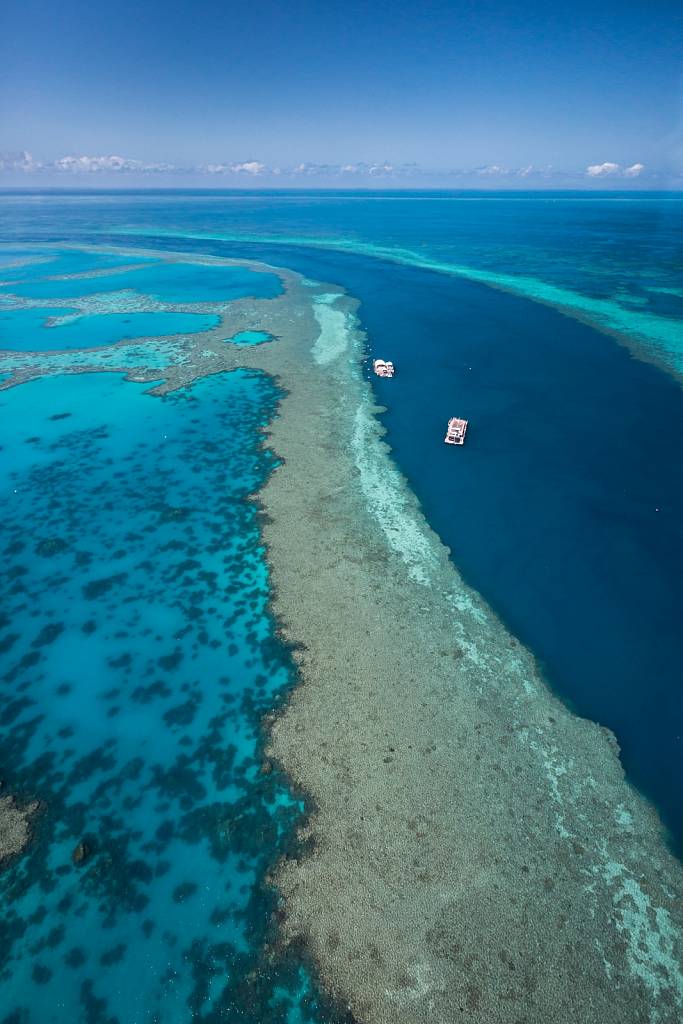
[351,401,438,585]
[311,294,350,365]
[596,856,683,1015]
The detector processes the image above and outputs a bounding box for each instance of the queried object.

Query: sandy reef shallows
[0,789,39,867]
[2,246,682,1023]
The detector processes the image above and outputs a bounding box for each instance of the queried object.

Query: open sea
[0,189,682,1022]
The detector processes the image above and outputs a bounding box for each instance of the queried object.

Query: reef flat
[0,789,39,866]
[2,245,681,1023]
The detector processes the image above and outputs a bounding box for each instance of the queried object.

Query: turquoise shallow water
[0,248,41,269]
[0,369,337,1023]
[0,247,158,280]
[228,330,273,346]
[0,249,157,281]
[0,308,220,351]
[0,342,177,375]
[0,247,348,1024]
[1,258,283,303]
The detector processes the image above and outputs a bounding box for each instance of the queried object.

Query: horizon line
[2,185,683,195]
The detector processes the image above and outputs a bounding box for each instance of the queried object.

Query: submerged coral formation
[0,789,38,866]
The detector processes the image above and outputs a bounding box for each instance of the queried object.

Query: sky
[1,0,682,188]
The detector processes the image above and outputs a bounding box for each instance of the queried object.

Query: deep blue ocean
[1,190,682,1022]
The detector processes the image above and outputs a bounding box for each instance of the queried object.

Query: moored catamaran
[444,416,468,445]
[373,358,395,377]
[371,358,469,445]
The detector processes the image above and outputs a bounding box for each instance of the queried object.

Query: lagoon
[0,368,321,1022]
[2,260,283,304]
[0,307,220,351]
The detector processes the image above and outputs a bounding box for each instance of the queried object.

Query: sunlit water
[0,190,682,1021]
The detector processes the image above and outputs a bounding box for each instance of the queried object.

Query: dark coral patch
[35,538,68,558]
[158,649,184,672]
[32,963,52,984]
[64,946,87,968]
[99,943,126,966]
[82,573,128,600]
[173,881,198,903]
[163,698,199,728]
[0,633,19,655]
[32,622,65,648]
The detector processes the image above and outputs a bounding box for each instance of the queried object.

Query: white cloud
[0,150,41,172]
[477,164,507,175]
[0,150,655,184]
[229,161,266,175]
[586,161,621,177]
[474,164,540,178]
[201,160,267,175]
[338,161,393,176]
[294,162,352,175]
[54,154,140,172]
[49,154,176,173]
[340,163,368,174]
[586,161,646,179]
